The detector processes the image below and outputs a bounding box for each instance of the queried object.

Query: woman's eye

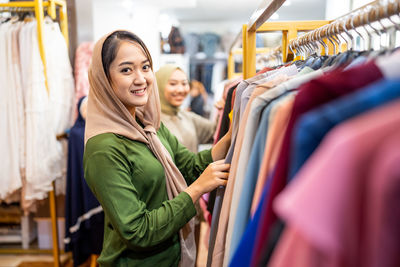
[121,68,131,73]
[143,64,150,71]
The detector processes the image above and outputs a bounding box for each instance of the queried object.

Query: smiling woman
[82,30,232,267]
[102,36,154,116]
[156,64,216,153]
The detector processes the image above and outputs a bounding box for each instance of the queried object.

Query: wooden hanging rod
[248,0,286,31]
[230,0,286,51]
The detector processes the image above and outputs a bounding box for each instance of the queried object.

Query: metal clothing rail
[226,1,331,79]
[289,0,400,53]
[227,20,330,79]
[227,0,286,79]
[228,47,271,79]
[0,1,69,266]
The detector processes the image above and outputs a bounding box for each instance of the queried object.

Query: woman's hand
[184,160,230,203]
[211,124,233,161]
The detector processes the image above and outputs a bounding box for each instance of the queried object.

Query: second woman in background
[156,64,215,153]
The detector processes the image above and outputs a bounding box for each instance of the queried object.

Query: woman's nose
[176,84,185,92]
[176,84,189,94]
[134,71,146,84]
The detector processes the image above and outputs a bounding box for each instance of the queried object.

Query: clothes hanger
[350,11,368,52]
[330,21,353,68]
[385,0,400,51]
[361,6,376,52]
[341,17,355,51]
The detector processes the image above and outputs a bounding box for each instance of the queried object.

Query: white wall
[75,0,94,43]
[325,0,352,20]
[325,0,376,20]
[93,2,161,69]
[178,20,246,36]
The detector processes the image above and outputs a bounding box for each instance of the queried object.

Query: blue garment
[229,171,273,267]
[344,55,368,70]
[200,33,220,58]
[289,79,400,180]
[206,187,225,267]
[65,97,104,266]
[183,33,200,56]
[203,63,214,93]
[228,91,295,260]
[256,35,264,48]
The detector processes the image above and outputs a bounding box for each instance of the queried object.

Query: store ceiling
[162,0,327,23]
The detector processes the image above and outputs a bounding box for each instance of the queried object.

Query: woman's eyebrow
[118,59,149,67]
[118,61,133,66]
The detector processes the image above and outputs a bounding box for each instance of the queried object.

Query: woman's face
[109,40,154,115]
[164,69,190,107]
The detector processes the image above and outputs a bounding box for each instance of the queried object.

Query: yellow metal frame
[0,1,69,266]
[228,47,270,79]
[243,20,330,79]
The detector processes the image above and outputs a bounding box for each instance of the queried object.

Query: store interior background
[0,0,381,266]
[69,0,372,71]
[64,0,375,116]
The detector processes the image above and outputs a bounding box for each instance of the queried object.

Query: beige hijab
[85,31,196,267]
[155,64,183,116]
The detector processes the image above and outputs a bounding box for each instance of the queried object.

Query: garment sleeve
[189,112,216,144]
[84,147,196,251]
[160,123,213,185]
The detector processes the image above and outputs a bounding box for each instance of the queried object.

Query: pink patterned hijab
[85,30,196,266]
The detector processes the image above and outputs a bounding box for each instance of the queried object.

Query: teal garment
[84,123,213,267]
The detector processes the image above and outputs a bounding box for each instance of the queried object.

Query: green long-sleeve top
[83,123,213,267]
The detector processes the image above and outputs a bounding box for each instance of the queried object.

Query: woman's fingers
[214,171,229,179]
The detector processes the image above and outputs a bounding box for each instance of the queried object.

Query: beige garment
[161,109,215,153]
[85,31,196,267]
[250,96,295,216]
[211,75,288,267]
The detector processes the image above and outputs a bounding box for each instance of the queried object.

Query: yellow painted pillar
[228,51,234,80]
[35,1,61,266]
[286,28,297,62]
[49,186,60,267]
[243,24,256,79]
[242,25,248,79]
[59,2,69,48]
[34,0,50,95]
[48,0,56,20]
[247,29,256,78]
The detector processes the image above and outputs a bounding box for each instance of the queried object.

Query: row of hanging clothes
[206,1,400,267]
[64,41,104,267]
[0,10,74,211]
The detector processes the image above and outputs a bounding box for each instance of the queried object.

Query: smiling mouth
[130,88,146,95]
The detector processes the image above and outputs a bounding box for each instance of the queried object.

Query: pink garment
[270,100,400,267]
[74,42,93,117]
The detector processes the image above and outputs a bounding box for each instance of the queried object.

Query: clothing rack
[261,0,400,64]
[213,1,400,267]
[0,1,69,266]
[289,0,400,55]
[227,0,330,80]
[210,1,328,266]
[228,47,271,79]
